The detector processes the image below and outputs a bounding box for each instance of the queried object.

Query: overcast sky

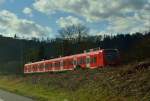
[0,0,150,39]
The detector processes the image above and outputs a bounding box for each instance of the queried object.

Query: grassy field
[0,60,150,101]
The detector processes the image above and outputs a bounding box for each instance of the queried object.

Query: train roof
[25,49,117,66]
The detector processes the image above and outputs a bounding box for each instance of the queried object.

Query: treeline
[0,24,150,74]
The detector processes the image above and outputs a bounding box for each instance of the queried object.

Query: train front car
[103,49,120,66]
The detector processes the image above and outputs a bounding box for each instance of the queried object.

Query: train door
[73,57,77,69]
[90,54,98,69]
[76,56,86,69]
[98,52,104,67]
[60,59,63,71]
[86,55,90,68]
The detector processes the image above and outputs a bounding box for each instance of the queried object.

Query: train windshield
[104,49,119,62]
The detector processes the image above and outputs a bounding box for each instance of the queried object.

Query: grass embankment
[0,60,150,101]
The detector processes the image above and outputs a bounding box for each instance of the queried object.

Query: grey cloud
[0,10,52,38]
[33,0,150,21]
[33,0,150,33]
[0,0,5,4]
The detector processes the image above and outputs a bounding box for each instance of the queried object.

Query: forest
[0,24,150,74]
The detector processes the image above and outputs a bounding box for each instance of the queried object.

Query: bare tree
[58,24,89,55]
[58,24,89,42]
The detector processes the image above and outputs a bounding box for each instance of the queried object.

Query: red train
[24,48,120,74]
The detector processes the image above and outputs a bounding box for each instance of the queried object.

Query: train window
[31,65,33,68]
[45,64,48,68]
[82,58,85,64]
[73,60,77,65]
[52,63,54,67]
[77,58,81,64]
[77,59,79,65]
[45,63,52,68]
[34,65,37,68]
[32,65,37,70]
[39,64,41,68]
[90,56,97,63]
[55,62,60,67]
[90,58,92,63]
[49,63,53,67]
[80,58,83,64]
[62,60,73,66]
[57,62,60,67]
[68,60,73,65]
[42,64,44,68]
[81,58,83,64]
[57,62,58,67]
[83,58,86,64]
[60,61,63,67]
[104,49,119,62]
[39,64,44,68]
[54,62,57,67]
[63,61,66,66]
[78,58,85,64]
[93,57,97,63]
[24,66,28,71]
[86,57,90,64]
[71,60,73,65]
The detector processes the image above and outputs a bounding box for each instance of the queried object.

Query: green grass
[0,60,150,101]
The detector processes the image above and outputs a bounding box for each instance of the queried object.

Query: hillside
[0,36,59,74]
[0,32,150,101]
[0,60,150,101]
[0,32,150,74]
